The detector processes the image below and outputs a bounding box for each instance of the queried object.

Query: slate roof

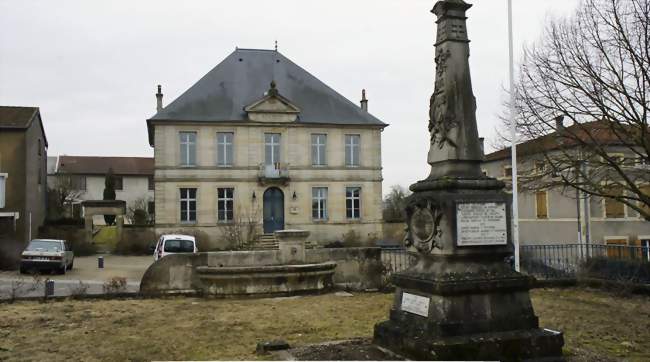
[147,48,386,145]
[57,156,154,176]
[484,120,644,162]
[0,106,48,146]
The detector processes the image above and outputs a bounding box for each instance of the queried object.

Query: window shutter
[536,191,548,219]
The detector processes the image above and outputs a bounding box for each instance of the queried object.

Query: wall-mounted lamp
[252,191,257,201]
[292,191,297,201]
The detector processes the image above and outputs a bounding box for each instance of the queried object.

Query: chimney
[360,89,368,112]
[479,137,485,158]
[156,85,163,112]
[555,115,564,131]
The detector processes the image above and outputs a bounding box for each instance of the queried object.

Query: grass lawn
[0,288,648,361]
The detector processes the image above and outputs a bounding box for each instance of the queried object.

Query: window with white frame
[180,188,197,223]
[216,132,234,167]
[217,188,234,222]
[179,132,197,166]
[0,173,7,208]
[345,134,360,167]
[346,187,361,219]
[311,134,327,166]
[265,133,281,165]
[312,187,328,220]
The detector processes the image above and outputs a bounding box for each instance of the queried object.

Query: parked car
[20,239,74,274]
[153,234,198,261]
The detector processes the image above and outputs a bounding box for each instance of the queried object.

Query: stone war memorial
[373,0,565,361]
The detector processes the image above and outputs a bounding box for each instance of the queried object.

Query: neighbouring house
[0,106,48,266]
[483,118,650,249]
[50,156,154,224]
[146,48,387,249]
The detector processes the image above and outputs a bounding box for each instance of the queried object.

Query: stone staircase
[252,233,319,250]
[253,233,279,250]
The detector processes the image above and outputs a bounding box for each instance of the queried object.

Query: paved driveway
[0,255,154,299]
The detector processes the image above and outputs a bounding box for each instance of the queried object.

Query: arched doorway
[263,187,284,234]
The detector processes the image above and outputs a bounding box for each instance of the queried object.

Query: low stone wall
[140,247,383,294]
[38,224,155,255]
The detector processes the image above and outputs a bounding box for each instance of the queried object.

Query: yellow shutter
[606,238,629,258]
[604,186,625,218]
[536,191,548,219]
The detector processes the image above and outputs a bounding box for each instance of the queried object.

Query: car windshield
[163,239,194,253]
[26,240,62,252]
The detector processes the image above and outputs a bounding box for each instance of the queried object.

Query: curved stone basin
[196,261,337,296]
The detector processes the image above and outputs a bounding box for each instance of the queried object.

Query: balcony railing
[258,163,290,184]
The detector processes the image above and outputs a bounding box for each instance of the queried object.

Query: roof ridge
[235,48,277,52]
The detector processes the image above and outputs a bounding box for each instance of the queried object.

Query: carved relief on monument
[428,47,459,153]
[405,199,444,253]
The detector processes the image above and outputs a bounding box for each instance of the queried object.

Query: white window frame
[179,131,197,167]
[180,188,197,223]
[345,134,360,167]
[311,134,327,166]
[216,132,234,167]
[312,187,328,221]
[217,187,234,223]
[346,186,361,220]
[265,133,281,165]
[0,173,7,208]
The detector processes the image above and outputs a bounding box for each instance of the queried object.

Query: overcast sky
[0,0,579,193]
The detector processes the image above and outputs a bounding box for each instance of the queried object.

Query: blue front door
[263,187,284,233]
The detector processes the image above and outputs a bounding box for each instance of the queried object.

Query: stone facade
[483,146,650,246]
[153,123,384,249]
[0,106,48,266]
[50,156,155,224]
[148,48,387,250]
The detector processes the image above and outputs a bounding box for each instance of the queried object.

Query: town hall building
[147,48,387,249]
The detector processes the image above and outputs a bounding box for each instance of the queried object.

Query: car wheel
[68,261,74,270]
[59,265,66,275]
[19,267,26,274]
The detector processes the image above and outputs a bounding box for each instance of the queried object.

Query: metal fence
[380,247,417,274]
[381,244,650,285]
[521,244,650,283]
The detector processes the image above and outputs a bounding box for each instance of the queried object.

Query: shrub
[103,276,128,294]
[342,230,362,247]
[68,239,98,256]
[113,238,151,255]
[580,257,650,285]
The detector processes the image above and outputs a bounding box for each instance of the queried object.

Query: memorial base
[373,259,565,361]
[375,321,564,362]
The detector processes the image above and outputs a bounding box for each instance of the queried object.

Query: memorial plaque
[401,292,430,317]
[456,202,507,246]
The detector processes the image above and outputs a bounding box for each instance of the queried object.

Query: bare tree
[498,0,650,220]
[47,175,84,219]
[126,197,151,225]
[383,185,411,222]
[219,207,260,250]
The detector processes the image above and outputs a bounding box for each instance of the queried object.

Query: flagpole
[508,0,520,272]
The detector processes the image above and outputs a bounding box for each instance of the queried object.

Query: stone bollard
[275,230,309,264]
[98,256,104,269]
[44,279,54,298]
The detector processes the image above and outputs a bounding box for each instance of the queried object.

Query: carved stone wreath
[405,200,444,254]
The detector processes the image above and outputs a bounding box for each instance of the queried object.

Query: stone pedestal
[373,184,564,361]
[275,229,309,264]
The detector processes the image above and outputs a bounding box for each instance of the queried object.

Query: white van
[153,234,198,261]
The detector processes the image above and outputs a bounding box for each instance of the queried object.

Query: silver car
[20,239,74,274]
